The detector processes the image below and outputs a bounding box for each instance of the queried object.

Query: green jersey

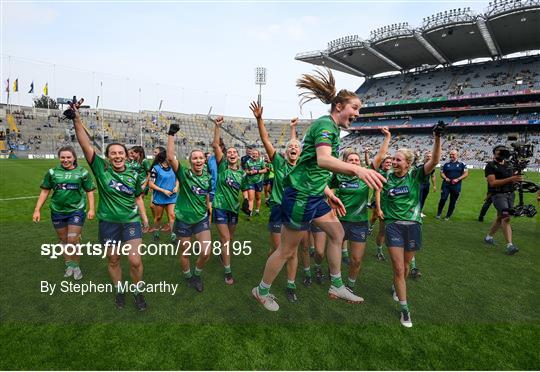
[330,174,369,222]
[284,116,340,196]
[40,165,95,214]
[90,155,144,223]
[174,163,212,224]
[269,153,295,206]
[213,159,244,213]
[381,167,427,224]
[245,157,266,184]
[264,162,274,181]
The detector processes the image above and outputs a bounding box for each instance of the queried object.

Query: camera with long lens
[502,142,539,218]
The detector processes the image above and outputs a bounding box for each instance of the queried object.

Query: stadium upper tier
[296,0,540,76]
[341,131,540,168]
[0,104,310,159]
[357,56,540,105]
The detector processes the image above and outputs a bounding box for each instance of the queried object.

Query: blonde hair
[341,147,359,161]
[285,139,301,149]
[396,148,415,166]
[296,68,358,111]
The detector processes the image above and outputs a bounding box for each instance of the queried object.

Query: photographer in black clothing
[483,145,522,255]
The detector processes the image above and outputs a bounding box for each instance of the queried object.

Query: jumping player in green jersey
[244,148,267,216]
[211,116,244,285]
[69,100,150,311]
[167,123,213,293]
[33,146,96,280]
[252,68,386,311]
[377,127,441,328]
[333,128,391,295]
[250,101,310,302]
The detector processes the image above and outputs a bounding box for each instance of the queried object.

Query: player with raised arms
[244,148,267,216]
[252,68,386,311]
[210,116,244,285]
[250,101,309,302]
[167,123,213,293]
[68,99,150,311]
[33,145,96,280]
[377,123,442,327]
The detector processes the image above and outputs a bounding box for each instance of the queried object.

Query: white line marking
[0,196,39,201]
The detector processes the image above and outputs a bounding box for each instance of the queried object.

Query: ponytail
[296,68,358,111]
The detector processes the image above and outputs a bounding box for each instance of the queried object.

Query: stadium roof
[295,0,540,77]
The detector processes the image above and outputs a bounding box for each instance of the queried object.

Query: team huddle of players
[38,69,504,329]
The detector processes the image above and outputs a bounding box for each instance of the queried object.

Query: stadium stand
[0,104,311,160]
[295,0,540,169]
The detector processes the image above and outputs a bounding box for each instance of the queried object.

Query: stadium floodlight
[255,67,267,105]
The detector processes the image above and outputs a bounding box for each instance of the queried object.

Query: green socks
[330,273,344,288]
[258,281,271,296]
[224,265,232,274]
[303,267,311,278]
[286,280,296,289]
[399,300,409,313]
[65,260,78,269]
[376,245,383,254]
[410,257,416,270]
[183,269,192,279]
[194,267,202,277]
[347,277,356,288]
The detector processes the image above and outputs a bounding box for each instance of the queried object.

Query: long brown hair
[58,145,78,167]
[296,68,358,111]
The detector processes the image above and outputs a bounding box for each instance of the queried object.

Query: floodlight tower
[255,67,267,105]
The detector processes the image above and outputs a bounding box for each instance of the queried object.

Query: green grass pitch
[0,159,539,370]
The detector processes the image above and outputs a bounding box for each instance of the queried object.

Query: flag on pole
[13,78,18,92]
[28,81,34,94]
[5,78,9,93]
[43,82,48,96]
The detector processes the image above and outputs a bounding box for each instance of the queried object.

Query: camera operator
[483,145,522,255]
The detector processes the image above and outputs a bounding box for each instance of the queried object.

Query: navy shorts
[268,204,283,233]
[281,187,332,231]
[209,192,215,203]
[174,216,210,237]
[51,210,86,229]
[98,220,142,245]
[263,179,273,187]
[212,208,238,225]
[385,221,422,251]
[247,181,264,192]
[441,184,461,199]
[341,221,369,243]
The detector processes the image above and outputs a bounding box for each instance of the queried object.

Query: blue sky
[2,1,489,119]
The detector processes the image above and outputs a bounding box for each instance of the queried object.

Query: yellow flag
[13,78,18,92]
[43,82,48,96]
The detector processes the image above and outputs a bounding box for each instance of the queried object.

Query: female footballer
[252,68,385,311]
[377,127,441,327]
[211,116,244,285]
[148,149,179,241]
[167,124,213,293]
[250,101,309,302]
[33,146,95,280]
[69,101,150,311]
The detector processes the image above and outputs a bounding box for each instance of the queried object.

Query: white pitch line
[0,196,39,201]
